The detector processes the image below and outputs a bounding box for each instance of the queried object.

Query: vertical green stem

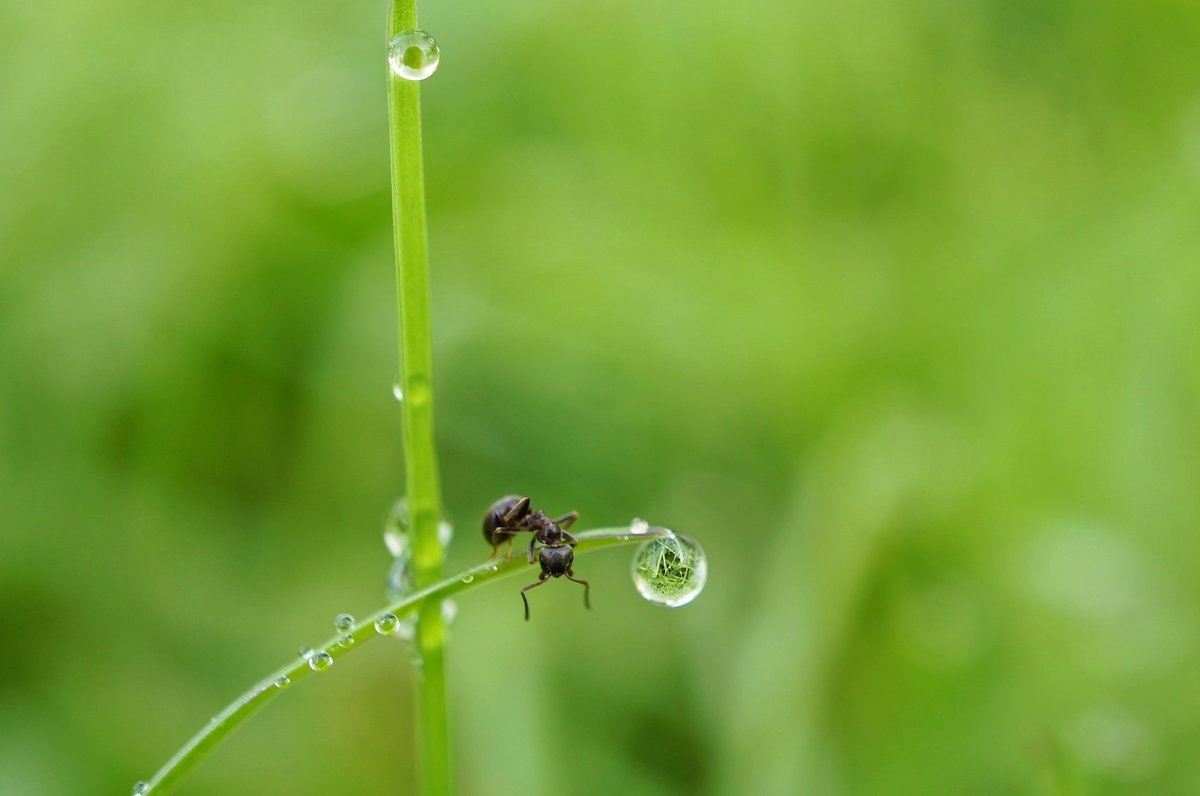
[386,1,451,794]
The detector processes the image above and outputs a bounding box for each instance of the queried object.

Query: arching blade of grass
[139,527,671,795]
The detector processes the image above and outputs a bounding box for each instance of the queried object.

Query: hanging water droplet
[392,382,404,401]
[308,651,334,671]
[298,645,315,660]
[487,562,499,572]
[385,498,411,538]
[338,633,355,648]
[274,675,291,689]
[388,30,440,81]
[333,613,355,633]
[460,573,474,584]
[375,612,400,634]
[386,555,416,602]
[132,782,150,795]
[630,517,650,535]
[438,519,454,547]
[631,533,707,607]
[442,599,458,625]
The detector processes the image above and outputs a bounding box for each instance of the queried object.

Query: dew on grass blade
[385,498,411,543]
[298,646,314,660]
[392,382,404,401]
[338,634,355,648]
[308,651,334,672]
[386,554,415,602]
[132,782,149,795]
[630,517,650,535]
[460,573,474,584]
[274,675,290,689]
[375,612,400,634]
[388,30,440,81]
[632,534,707,607]
[333,613,355,633]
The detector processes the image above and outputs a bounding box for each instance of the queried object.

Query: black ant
[481,495,590,621]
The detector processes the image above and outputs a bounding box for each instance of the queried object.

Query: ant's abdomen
[482,495,525,542]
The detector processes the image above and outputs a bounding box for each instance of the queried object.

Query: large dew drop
[132,782,150,795]
[388,30,440,81]
[632,534,707,607]
[375,612,400,634]
[308,651,334,672]
[333,613,355,633]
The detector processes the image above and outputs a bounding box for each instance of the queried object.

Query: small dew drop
[487,563,499,572]
[375,612,400,634]
[338,633,355,648]
[386,555,416,602]
[461,573,475,584]
[274,675,291,689]
[132,782,150,795]
[392,382,404,401]
[298,646,314,660]
[308,651,334,672]
[388,30,441,81]
[385,498,412,540]
[333,613,355,633]
[632,533,707,607]
[630,517,650,535]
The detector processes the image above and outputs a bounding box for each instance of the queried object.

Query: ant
[481,495,590,621]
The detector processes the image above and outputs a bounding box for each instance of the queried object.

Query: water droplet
[630,517,650,535]
[388,30,440,81]
[375,612,400,634]
[274,675,291,689]
[338,633,355,648]
[487,563,499,572]
[461,573,474,584]
[392,382,404,401]
[632,534,707,607]
[385,498,411,539]
[386,555,416,601]
[333,613,355,632]
[308,651,334,672]
[442,599,458,625]
[438,520,454,547]
[298,646,314,660]
[132,782,149,795]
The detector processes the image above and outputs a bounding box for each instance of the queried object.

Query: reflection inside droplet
[631,533,707,607]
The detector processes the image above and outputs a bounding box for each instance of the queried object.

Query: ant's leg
[551,511,579,530]
[520,576,550,621]
[505,535,514,560]
[502,497,531,525]
[566,572,590,610]
[486,539,501,561]
[527,536,539,565]
[561,529,579,547]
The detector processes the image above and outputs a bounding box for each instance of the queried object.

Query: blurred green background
[3,0,1199,793]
